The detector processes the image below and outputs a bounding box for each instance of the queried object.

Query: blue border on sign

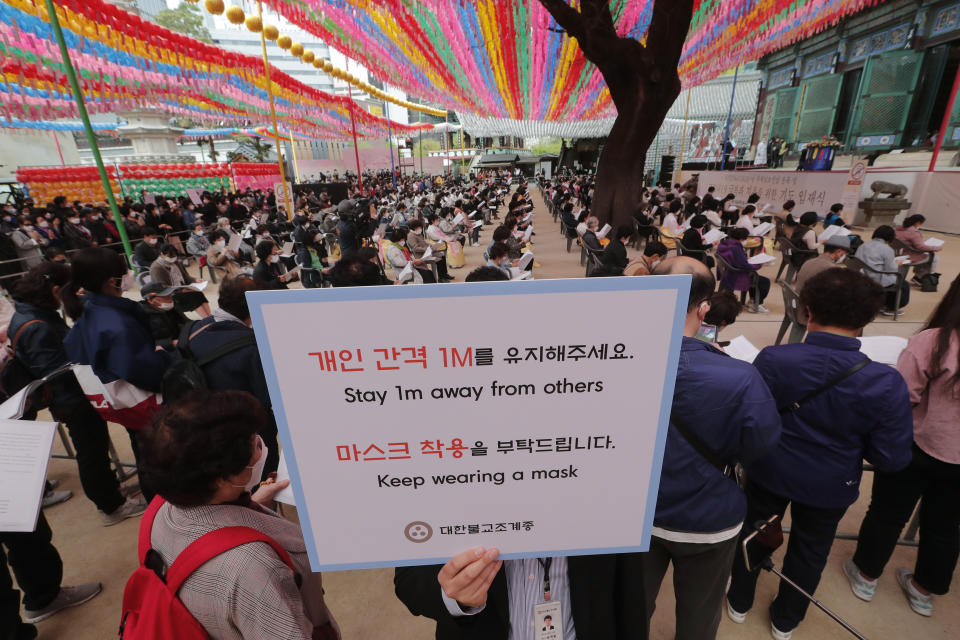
[246,276,690,571]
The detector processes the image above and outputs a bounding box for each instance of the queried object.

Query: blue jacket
[63,291,174,393]
[184,316,270,408]
[748,332,913,508]
[655,338,781,534]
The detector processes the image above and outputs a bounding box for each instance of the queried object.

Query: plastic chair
[890,238,933,279]
[715,252,760,313]
[775,237,817,284]
[775,283,807,345]
[584,247,605,277]
[675,237,708,263]
[845,255,907,320]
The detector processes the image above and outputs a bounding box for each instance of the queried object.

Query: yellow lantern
[321,60,333,73]
[83,23,96,39]
[225,5,244,24]
[204,0,225,16]
[263,24,280,41]
[245,15,262,32]
[330,68,343,79]
[276,34,292,50]
[301,49,315,63]
[289,42,304,57]
[346,73,356,84]
[312,58,323,69]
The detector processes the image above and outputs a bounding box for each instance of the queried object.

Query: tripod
[760,557,868,640]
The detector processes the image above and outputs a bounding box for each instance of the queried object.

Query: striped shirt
[442,557,576,639]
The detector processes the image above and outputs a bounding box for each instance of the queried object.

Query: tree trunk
[538,0,692,228]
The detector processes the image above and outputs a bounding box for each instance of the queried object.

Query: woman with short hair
[140,390,340,639]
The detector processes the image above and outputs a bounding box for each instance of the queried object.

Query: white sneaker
[100,496,147,527]
[726,599,747,623]
[756,304,771,314]
[896,568,933,617]
[842,557,877,602]
[23,582,102,623]
[42,489,73,509]
[770,621,792,640]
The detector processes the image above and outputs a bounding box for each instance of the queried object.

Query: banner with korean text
[248,277,690,571]
[697,170,848,212]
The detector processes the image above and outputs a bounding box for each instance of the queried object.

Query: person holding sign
[395,548,646,640]
[643,257,781,640]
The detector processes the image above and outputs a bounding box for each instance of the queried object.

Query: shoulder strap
[779,358,871,414]
[165,526,295,594]
[194,333,257,367]
[138,496,167,565]
[669,415,728,475]
[10,319,44,354]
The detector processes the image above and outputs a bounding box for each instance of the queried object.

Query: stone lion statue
[869,181,908,199]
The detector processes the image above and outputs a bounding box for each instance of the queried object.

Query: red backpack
[119,497,296,639]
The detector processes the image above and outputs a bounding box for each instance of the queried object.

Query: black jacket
[8,301,86,410]
[138,301,191,351]
[394,554,646,640]
[134,240,159,268]
[253,260,288,290]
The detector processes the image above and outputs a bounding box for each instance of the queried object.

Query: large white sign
[248,277,689,571]
[697,170,848,212]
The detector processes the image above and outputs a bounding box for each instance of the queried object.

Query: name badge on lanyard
[533,558,562,640]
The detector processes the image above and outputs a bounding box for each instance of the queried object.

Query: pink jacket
[894,226,939,264]
[897,328,960,464]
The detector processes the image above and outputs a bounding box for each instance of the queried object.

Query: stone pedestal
[859,199,912,228]
[116,110,185,159]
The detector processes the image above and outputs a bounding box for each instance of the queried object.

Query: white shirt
[735,215,755,232]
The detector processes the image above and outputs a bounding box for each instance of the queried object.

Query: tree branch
[537,0,585,42]
[645,0,695,70]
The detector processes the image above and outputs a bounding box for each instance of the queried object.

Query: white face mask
[164,255,178,264]
[69,217,80,225]
[215,239,226,248]
[155,301,174,311]
[231,435,267,492]
[269,255,280,264]
[835,253,847,264]
[38,221,49,228]
[146,238,158,246]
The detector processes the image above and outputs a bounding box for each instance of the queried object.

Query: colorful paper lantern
[225,5,245,25]
[245,15,262,32]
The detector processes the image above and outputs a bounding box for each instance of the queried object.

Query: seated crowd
[0,168,956,640]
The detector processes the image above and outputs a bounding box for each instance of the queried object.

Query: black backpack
[919,272,941,293]
[161,321,256,405]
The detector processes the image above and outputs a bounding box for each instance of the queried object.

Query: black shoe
[440,276,455,282]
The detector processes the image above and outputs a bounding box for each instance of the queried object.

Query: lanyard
[538,558,552,601]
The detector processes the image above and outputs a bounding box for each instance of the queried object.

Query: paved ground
[28,184,960,639]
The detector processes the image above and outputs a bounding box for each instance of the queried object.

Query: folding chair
[775,282,807,345]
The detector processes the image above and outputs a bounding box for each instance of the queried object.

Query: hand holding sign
[438,547,503,608]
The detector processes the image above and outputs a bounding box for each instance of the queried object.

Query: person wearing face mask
[11,215,45,269]
[622,241,668,276]
[484,242,513,279]
[134,227,162,270]
[138,283,192,351]
[32,212,63,248]
[643,257,780,640]
[63,248,177,501]
[186,221,210,259]
[179,275,279,476]
[8,262,145,525]
[383,227,434,284]
[137,390,340,640]
[149,244,211,317]
[63,209,97,249]
[206,230,246,278]
[254,240,297,289]
[795,235,851,294]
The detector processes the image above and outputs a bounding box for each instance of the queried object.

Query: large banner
[696,170,848,212]
[248,277,690,571]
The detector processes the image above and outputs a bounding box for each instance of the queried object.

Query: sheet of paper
[281,241,295,256]
[227,234,242,254]
[703,229,726,244]
[422,245,433,261]
[0,387,31,421]
[472,220,483,229]
[452,213,464,225]
[517,251,535,271]
[924,237,945,247]
[598,224,612,239]
[724,335,760,363]
[0,420,57,532]
[818,224,847,243]
[748,253,777,265]
[188,281,208,292]
[186,188,203,206]
[751,222,774,237]
[397,262,414,283]
[509,267,532,280]
[858,336,908,367]
[274,452,296,505]
[287,265,303,277]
